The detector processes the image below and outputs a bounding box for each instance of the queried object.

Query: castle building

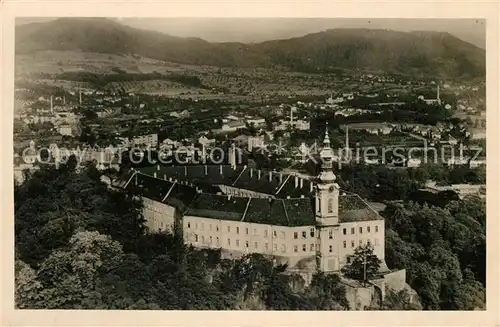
[114,129,387,274]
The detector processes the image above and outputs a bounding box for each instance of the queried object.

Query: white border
[1,1,499,326]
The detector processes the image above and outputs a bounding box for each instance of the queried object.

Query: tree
[36,231,125,309]
[15,260,44,308]
[341,244,381,284]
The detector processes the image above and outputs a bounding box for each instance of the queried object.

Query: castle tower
[315,125,340,225]
[315,125,341,272]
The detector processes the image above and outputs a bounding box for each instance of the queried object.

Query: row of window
[187,222,312,239]
[186,222,380,240]
[342,225,379,235]
[340,238,379,249]
[192,234,317,253]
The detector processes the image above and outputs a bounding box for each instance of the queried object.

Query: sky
[17,18,486,49]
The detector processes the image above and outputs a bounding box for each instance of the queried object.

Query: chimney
[300,178,303,188]
[269,171,272,182]
[258,170,261,180]
[345,125,349,152]
[295,176,299,188]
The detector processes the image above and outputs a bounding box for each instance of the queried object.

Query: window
[265,243,269,251]
[302,244,306,252]
[351,228,355,234]
[245,241,249,248]
[343,241,347,248]
[254,242,258,249]
[351,241,355,248]
[227,226,230,232]
[367,239,371,246]
[246,228,249,235]
[375,239,379,246]
[367,226,371,233]
[294,245,298,252]
[294,232,298,239]
[310,228,315,237]
[228,238,231,245]
[273,231,277,237]
[195,234,198,242]
[375,226,379,233]
[273,244,277,251]
[302,231,307,238]
[281,245,286,253]
[236,227,240,234]
[188,222,191,228]
[329,230,333,239]
[329,245,333,253]
[347,257,351,264]
[216,225,219,232]
[236,240,240,247]
[202,236,205,243]
[359,240,362,246]
[343,228,346,235]
[209,236,212,244]
[310,244,314,251]
[328,198,334,213]
[359,227,363,234]
[264,230,268,238]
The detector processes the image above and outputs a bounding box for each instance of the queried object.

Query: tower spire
[318,123,336,183]
[323,122,330,147]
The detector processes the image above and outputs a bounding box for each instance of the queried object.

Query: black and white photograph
[4,3,497,321]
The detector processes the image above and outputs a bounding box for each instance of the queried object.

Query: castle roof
[114,166,382,227]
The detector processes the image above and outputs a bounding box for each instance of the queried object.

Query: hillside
[16,18,485,79]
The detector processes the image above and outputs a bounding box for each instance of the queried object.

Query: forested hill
[16,18,485,79]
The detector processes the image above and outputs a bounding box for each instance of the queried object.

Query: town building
[57,124,73,136]
[247,135,265,152]
[418,85,442,105]
[131,133,158,148]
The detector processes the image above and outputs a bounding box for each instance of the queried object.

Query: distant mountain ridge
[16,18,485,79]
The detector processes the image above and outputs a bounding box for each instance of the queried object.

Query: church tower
[315,126,341,272]
[315,126,340,226]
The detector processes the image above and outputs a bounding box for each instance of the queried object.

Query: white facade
[132,133,158,148]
